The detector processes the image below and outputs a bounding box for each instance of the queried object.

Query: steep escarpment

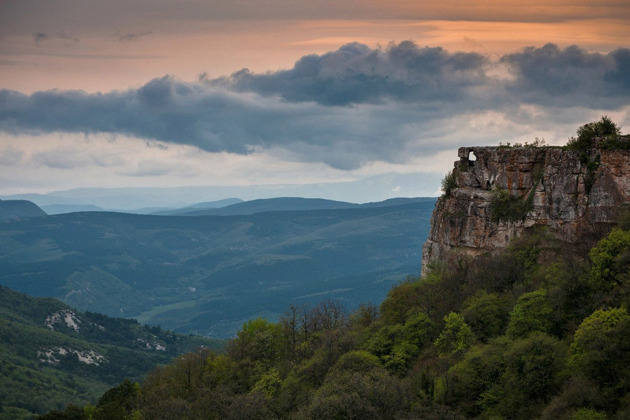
[422,146,630,272]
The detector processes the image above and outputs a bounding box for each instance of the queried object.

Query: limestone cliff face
[422,146,630,273]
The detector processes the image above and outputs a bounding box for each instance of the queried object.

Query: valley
[0,197,435,338]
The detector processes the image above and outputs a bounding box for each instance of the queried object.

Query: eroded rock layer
[422,146,630,273]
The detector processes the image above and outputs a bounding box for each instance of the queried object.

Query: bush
[489,187,533,222]
[566,116,621,150]
[441,170,457,197]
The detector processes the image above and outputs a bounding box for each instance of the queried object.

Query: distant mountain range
[0,172,441,212]
[0,196,437,338]
[0,286,219,419]
[161,196,435,216]
[151,198,244,216]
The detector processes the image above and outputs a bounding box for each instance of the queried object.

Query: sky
[1,0,630,204]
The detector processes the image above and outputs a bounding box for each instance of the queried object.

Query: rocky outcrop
[422,146,630,273]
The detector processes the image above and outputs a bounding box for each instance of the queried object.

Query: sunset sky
[1,0,629,204]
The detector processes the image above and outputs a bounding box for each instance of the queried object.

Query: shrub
[441,170,457,197]
[489,187,532,222]
[566,116,621,150]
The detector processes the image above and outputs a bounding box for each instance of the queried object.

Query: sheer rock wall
[421,146,630,273]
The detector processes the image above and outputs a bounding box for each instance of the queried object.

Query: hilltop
[0,199,46,220]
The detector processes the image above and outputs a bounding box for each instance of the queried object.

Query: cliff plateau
[422,145,630,272]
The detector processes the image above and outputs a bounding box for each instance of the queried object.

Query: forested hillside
[0,287,221,420]
[0,198,434,338]
[43,213,630,419]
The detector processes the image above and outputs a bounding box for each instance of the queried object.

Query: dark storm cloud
[0,75,439,169]
[212,42,489,106]
[1,43,629,169]
[502,44,630,108]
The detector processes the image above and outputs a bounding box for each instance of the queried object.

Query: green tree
[434,312,475,357]
[228,318,282,365]
[304,362,411,419]
[506,289,554,339]
[461,290,510,342]
[379,277,422,324]
[447,337,510,416]
[365,311,433,374]
[570,307,630,387]
[252,367,283,399]
[481,333,568,419]
[566,116,621,149]
[589,228,630,292]
[93,379,140,420]
[540,376,605,420]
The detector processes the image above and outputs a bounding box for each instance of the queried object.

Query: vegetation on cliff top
[440,170,457,197]
[566,116,628,150]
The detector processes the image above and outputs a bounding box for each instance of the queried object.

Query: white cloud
[0,145,24,165]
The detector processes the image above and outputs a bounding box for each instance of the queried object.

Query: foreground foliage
[43,216,630,419]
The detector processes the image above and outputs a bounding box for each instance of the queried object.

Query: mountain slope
[180,196,435,217]
[0,198,436,338]
[0,199,46,220]
[0,286,220,419]
[175,197,357,216]
[40,204,104,215]
[151,198,243,216]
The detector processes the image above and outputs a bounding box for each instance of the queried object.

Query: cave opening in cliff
[468,151,477,164]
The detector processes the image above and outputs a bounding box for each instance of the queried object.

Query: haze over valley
[0,196,435,338]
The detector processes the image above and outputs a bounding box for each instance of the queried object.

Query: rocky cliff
[422,145,630,273]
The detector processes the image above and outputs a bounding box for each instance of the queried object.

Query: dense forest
[39,211,630,419]
[37,118,630,419]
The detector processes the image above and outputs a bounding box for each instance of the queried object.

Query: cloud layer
[1,42,630,170]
